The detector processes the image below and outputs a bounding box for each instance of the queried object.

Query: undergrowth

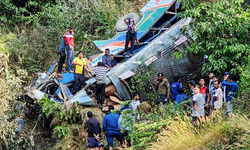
[0,33,35,149]
[39,96,105,149]
[149,113,250,150]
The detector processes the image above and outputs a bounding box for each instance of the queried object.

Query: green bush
[179,0,250,75]
[239,56,250,95]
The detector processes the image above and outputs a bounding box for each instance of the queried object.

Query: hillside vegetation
[0,0,249,149]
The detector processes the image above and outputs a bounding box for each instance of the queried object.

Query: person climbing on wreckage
[123,18,139,57]
[72,51,89,93]
[93,62,109,107]
[64,26,75,73]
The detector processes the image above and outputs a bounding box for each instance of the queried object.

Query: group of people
[86,70,239,149]
[57,16,139,96]
[86,93,151,150]
[57,27,118,97]
[154,71,239,124]
[58,25,239,149]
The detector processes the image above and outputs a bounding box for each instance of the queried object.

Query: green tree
[179,0,250,75]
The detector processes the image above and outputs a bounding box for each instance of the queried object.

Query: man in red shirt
[199,77,210,116]
[199,78,209,101]
[64,26,75,72]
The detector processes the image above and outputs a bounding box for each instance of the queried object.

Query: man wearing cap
[64,26,75,72]
[155,73,171,105]
[222,72,230,103]
[188,80,195,99]
[222,74,238,116]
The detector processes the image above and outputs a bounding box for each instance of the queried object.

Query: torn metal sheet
[60,83,73,102]
[68,88,97,106]
[27,89,45,100]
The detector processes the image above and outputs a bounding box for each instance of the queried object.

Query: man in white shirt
[130,93,140,122]
[192,85,205,126]
[213,81,223,110]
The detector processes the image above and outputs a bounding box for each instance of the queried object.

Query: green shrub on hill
[179,0,250,75]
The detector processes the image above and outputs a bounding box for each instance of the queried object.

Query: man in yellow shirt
[72,52,89,93]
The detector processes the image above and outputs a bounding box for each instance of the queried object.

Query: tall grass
[149,113,250,150]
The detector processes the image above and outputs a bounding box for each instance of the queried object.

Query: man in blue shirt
[222,74,238,116]
[222,72,230,103]
[86,111,101,149]
[57,37,66,74]
[171,76,182,102]
[103,105,121,149]
[124,18,137,57]
[110,54,117,67]
[175,87,189,105]
[119,104,133,147]
[102,48,112,70]
[188,80,195,99]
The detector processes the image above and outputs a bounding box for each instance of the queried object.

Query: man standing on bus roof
[64,26,75,72]
[124,18,138,57]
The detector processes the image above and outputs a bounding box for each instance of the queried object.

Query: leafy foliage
[38,95,105,149]
[124,62,193,149]
[239,56,250,95]
[129,63,158,105]
[179,0,250,75]
[1,0,250,149]
[0,33,35,149]
[0,0,57,28]
[39,96,83,123]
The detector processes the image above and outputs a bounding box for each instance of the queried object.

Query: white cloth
[130,100,140,120]
[192,93,205,117]
[226,101,233,113]
[214,88,223,109]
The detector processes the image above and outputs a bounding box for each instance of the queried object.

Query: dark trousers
[74,73,83,93]
[121,130,131,147]
[66,45,74,71]
[57,50,66,73]
[124,30,136,54]
[106,131,122,147]
[158,94,166,104]
[96,83,106,105]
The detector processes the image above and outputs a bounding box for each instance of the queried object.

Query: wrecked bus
[24,0,202,109]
